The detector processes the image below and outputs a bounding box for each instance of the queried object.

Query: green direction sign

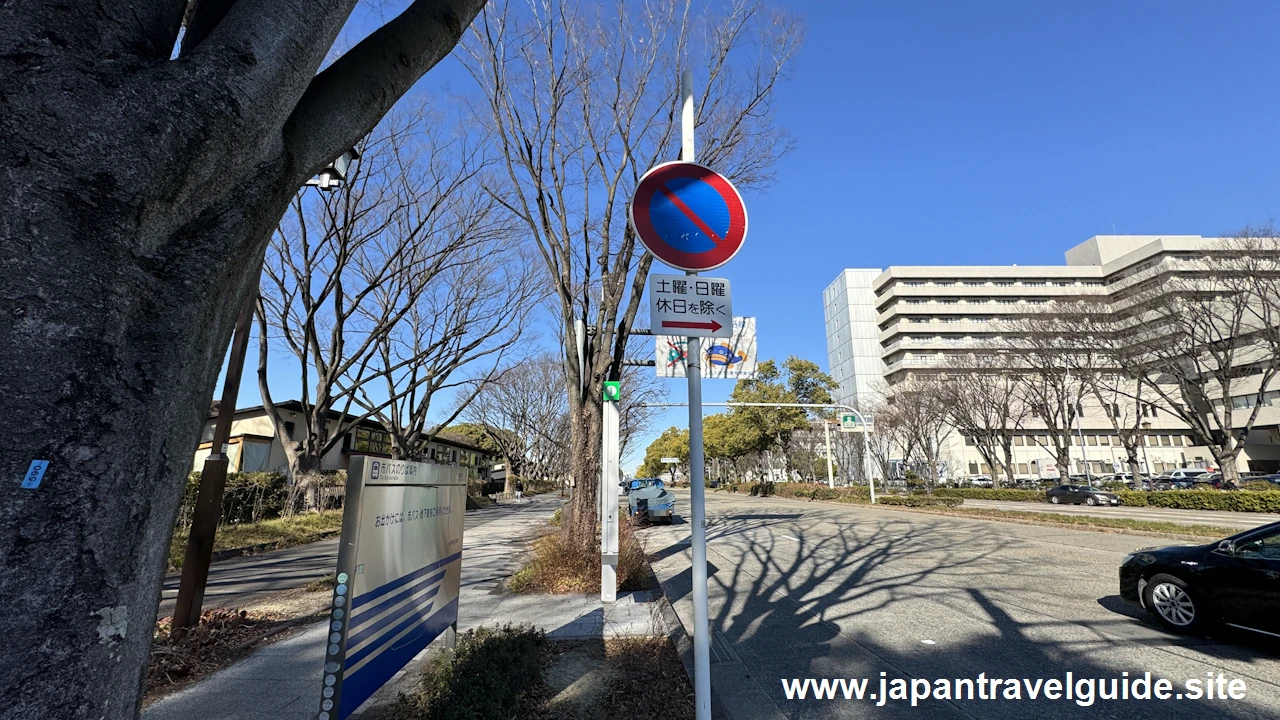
[839,414,868,433]
[603,381,621,402]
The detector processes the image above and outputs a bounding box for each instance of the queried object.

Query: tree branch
[282,0,487,182]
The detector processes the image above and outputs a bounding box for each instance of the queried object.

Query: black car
[1046,484,1121,506]
[1120,522,1280,635]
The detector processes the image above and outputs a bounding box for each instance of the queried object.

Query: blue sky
[231,1,1280,470]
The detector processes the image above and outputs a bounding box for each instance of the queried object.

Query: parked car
[968,475,994,488]
[1167,468,1210,481]
[1260,473,1280,487]
[626,478,676,523]
[1120,521,1280,635]
[1152,475,1196,491]
[1046,484,1121,506]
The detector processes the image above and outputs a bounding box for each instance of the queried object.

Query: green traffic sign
[603,381,621,402]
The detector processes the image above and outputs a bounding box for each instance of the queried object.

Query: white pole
[600,398,619,602]
[681,69,711,720]
[865,428,877,504]
[824,420,835,489]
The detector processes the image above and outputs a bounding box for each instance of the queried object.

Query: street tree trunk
[565,397,603,549]
[0,3,486,716]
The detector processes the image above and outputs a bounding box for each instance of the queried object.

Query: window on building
[1036,435,1049,445]
[1185,435,1196,446]
[1111,435,1120,445]
[1023,281,1046,287]
[994,281,1013,287]
[968,462,979,474]
[1171,435,1183,446]
[352,427,392,455]
[1013,435,1024,446]
[965,436,976,446]
[980,463,990,474]
[1160,435,1172,446]
[1098,435,1109,446]
[284,421,296,439]
[1087,435,1098,446]
[1018,463,1029,474]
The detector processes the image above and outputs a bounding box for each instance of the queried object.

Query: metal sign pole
[824,419,835,489]
[681,68,712,720]
[601,389,620,603]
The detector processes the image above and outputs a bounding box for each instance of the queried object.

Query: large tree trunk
[564,398,603,550]
[0,165,293,717]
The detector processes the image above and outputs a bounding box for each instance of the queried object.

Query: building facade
[822,269,886,410]
[826,235,1280,479]
[192,400,493,480]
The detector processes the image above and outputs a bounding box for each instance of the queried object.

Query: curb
[650,543,787,720]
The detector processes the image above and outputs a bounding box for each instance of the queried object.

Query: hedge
[178,471,290,527]
[877,496,964,508]
[933,488,1046,502]
[1141,490,1280,513]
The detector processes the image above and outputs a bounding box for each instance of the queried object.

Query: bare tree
[460,0,800,547]
[464,355,577,490]
[1005,312,1094,479]
[863,395,907,482]
[892,375,953,486]
[1,3,487,715]
[256,108,532,481]
[940,354,1031,487]
[1083,227,1280,483]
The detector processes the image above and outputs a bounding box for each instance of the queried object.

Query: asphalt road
[156,495,560,617]
[645,490,1280,720]
[961,499,1280,531]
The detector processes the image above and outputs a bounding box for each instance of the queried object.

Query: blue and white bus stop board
[317,458,466,720]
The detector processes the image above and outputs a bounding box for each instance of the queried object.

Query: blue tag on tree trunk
[21,460,49,489]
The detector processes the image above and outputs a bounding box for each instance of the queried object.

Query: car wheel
[1143,574,1204,633]
[1086,496,1098,506]
[1050,496,1060,504]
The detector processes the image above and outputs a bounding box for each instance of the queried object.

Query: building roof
[212,401,490,454]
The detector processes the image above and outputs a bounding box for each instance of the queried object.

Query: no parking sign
[629,161,748,272]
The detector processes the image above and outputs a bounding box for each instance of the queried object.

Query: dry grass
[168,510,345,570]
[147,609,285,695]
[508,519,648,595]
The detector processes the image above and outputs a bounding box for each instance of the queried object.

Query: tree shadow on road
[648,500,1280,719]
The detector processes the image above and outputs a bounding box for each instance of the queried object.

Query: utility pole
[172,285,257,630]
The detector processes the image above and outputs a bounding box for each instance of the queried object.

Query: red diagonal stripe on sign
[658,183,725,246]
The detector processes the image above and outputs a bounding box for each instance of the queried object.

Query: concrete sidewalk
[145,495,665,720]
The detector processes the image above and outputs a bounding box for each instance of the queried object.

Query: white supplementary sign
[648,274,732,338]
[657,316,757,379]
[661,457,681,464]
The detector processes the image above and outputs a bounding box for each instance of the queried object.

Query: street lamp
[305,147,360,191]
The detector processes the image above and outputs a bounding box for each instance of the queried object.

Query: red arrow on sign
[661,320,722,332]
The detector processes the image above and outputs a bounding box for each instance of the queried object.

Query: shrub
[1240,480,1277,492]
[876,496,963,508]
[1116,490,1149,507]
[393,624,548,720]
[749,482,775,497]
[934,488,1045,502]
[1143,490,1280,513]
[771,483,870,503]
[177,471,290,528]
